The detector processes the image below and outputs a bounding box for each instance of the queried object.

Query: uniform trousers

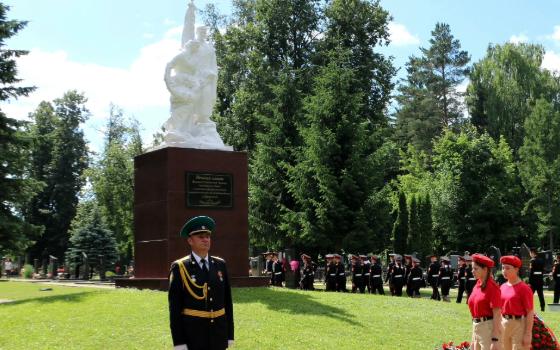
[529,282,545,311]
[472,319,501,350]
[554,281,560,304]
[502,318,529,350]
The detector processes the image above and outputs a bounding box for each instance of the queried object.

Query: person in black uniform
[350,255,365,293]
[464,255,475,302]
[439,256,453,302]
[427,255,441,301]
[404,255,414,297]
[300,253,315,291]
[529,247,546,312]
[335,254,347,292]
[455,256,467,303]
[168,215,234,350]
[325,254,337,291]
[360,255,371,293]
[386,254,396,296]
[271,253,284,287]
[408,257,423,298]
[552,254,560,304]
[369,255,384,295]
[391,255,405,296]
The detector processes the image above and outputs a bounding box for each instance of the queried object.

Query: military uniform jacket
[439,265,453,286]
[301,263,315,285]
[428,262,440,285]
[408,266,423,287]
[351,263,364,285]
[326,262,337,287]
[457,265,466,285]
[168,254,234,350]
[336,262,347,285]
[271,261,284,284]
[386,262,395,283]
[370,263,383,285]
[553,262,560,283]
[465,266,475,285]
[529,257,545,286]
[390,264,405,285]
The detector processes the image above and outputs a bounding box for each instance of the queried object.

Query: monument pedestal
[116,147,267,290]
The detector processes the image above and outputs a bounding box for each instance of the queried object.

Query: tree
[90,105,142,261]
[392,191,408,253]
[0,3,42,254]
[28,91,90,260]
[407,195,420,253]
[519,98,560,250]
[65,202,118,273]
[395,23,470,152]
[466,43,551,153]
[417,194,433,256]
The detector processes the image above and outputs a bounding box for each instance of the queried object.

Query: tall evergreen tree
[418,194,434,256]
[395,23,470,152]
[0,4,42,253]
[407,195,420,253]
[519,98,560,250]
[392,191,408,253]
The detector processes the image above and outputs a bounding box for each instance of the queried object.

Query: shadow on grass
[0,291,95,308]
[233,287,359,325]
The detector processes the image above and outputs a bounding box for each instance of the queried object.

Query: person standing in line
[350,255,365,293]
[528,247,545,312]
[408,257,423,298]
[468,254,503,350]
[404,255,413,297]
[428,255,441,301]
[465,255,476,302]
[499,255,534,350]
[369,255,384,295]
[391,255,405,296]
[334,254,347,292]
[325,254,337,292]
[361,255,371,293]
[386,254,396,296]
[439,256,453,302]
[271,253,284,287]
[456,256,467,303]
[168,215,234,350]
[552,254,560,304]
[300,254,315,291]
[264,252,273,282]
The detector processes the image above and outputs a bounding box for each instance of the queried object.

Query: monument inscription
[186,172,233,208]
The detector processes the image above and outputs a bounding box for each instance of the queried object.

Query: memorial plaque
[186,172,233,209]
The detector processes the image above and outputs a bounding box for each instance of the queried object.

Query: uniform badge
[217,270,223,282]
[191,275,196,282]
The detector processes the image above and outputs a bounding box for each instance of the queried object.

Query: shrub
[22,264,33,279]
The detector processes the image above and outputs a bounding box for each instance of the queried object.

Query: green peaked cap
[180,215,216,237]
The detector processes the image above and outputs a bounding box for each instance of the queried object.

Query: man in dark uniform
[464,255,475,301]
[391,255,405,296]
[168,215,234,350]
[427,255,440,301]
[350,255,365,293]
[325,254,337,291]
[408,257,423,298]
[360,255,371,293]
[271,252,284,287]
[369,255,384,295]
[300,253,315,291]
[529,247,546,312]
[439,256,453,302]
[386,254,396,296]
[552,254,560,304]
[455,256,467,303]
[334,254,347,292]
[404,255,413,297]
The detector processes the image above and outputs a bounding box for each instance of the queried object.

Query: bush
[22,264,33,279]
[105,271,115,278]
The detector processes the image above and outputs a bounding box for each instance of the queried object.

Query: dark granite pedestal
[116,147,268,290]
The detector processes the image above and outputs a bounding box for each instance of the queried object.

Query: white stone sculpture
[153,0,232,151]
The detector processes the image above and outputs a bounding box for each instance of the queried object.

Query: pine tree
[407,195,420,253]
[392,191,408,253]
[418,194,433,257]
[0,4,42,253]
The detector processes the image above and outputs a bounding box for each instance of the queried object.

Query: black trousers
[370,278,384,295]
[352,282,365,293]
[430,282,440,300]
[530,282,545,311]
[456,280,466,303]
[441,281,451,297]
[554,281,560,304]
[393,280,404,296]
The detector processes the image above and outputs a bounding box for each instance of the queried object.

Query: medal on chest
[217,270,223,282]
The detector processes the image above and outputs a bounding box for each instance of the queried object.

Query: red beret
[472,254,494,268]
[500,255,522,268]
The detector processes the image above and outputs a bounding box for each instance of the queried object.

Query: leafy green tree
[407,195,420,253]
[0,3,42,254]
[395,23,470,152]
[65,202,118,272]
[392,191,408,253]
[28,91,90,260]
[519,98,560,250]
[466,43,551,153]
[90,105,142,261]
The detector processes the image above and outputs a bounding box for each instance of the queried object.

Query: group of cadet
[264,249,560,307]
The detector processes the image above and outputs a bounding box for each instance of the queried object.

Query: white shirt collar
[191,251,209,267]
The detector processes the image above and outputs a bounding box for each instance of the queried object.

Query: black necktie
[200,258,209,280]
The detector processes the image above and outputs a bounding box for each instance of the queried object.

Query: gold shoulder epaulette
[212,256,225,262]
[173,255,190,265]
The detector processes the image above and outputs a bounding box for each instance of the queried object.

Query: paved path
[2,278,116,289]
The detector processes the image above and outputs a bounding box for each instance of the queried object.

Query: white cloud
[551,25,560,42]
[163,18,176,26]
[388,22,420,47]
[542,50,560,73]
[509,33,529,44]
[143,33,155,39]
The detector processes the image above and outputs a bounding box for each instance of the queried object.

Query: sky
[2,0,560,154]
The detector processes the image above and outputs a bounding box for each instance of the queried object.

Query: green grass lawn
[1,280,559,349]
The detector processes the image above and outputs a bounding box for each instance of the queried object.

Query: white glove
[174,345,187,350]
[228,340,235,348]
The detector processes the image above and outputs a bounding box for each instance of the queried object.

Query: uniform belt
[364,273,370,276]
[468,278,476,280]
[502,314,524,320]
[533,272,542,275]
[460,277,466,280]
[432,275,439,277]
[472,316,493,323]
[274,272,282,275]
[441,277,450,280]
[393,275,403,278]
[412,277,421,280]
[329,273,336,276]
[372,275,381,278]
[182,308,225,319]
[355,274,362,276]
[339,273,345,276]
